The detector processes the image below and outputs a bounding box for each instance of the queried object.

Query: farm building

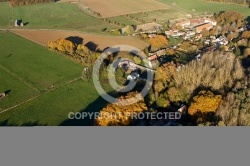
[15,19,23,27]
[0,93,6,100]
[194,23,213,33]
[148,54,158,61]
[118,59,137,70]
[176,20,191,28]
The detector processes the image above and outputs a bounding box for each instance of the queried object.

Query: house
[15,19,23,27]
[148,54,158,61]
[184,31,196,40]
[148,34,157,38]
[156,49,166,57]
[204,40,210,45]
[195,34,203,40]
[176,20,191,28]
[204,18,217,26]
[165,30,185,38]
[195,23,213,33]
[118,60,137,70]
[178,105,187,114]
[127,71,140,81]
[135,23,163,34]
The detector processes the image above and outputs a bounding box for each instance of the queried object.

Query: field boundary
[0,77,82,114]
[0,65,40,92]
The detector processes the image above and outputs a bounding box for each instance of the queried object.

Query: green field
[0,80,106,126]
[160,0,250,16]
[130,8,189,22]
[0,2,12,26]
[0,2,119,33]
[0,32,105,125]
[0,32,83,90]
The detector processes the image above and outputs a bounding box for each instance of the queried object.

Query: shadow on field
[4,90,11,95]
[60,96,108,126]
[24,22,29,26]
[66,36,83,45]
[85,41,99,52]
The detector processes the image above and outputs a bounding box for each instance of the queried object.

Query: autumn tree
[167,87,188,103]
[227,32,238,41]
[244,48,250,57]
[124,25,135,34]
[133,56,142,64]
[215,11,244,27]
[242,31,250,39]
[189,90,222,115]
[95,92,148,126]
[180,41,191,50]
[217,82,250,126]
[156,92,170,108]
[153,62,176,98]
[149,35,168,50]
[166,48,175,56]
[48,38,100,65]
[48,38,75,55]
[209,28,217,36]
[174,51,245,96]
[10,0,54,6]
[201,29,209,37]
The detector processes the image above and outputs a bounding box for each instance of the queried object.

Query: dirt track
[11,29,149,50]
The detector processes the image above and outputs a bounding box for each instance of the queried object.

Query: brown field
[11,29,149,50]
[81,0,170,18]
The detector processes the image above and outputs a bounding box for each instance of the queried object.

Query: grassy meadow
[0,2,119,33]
[160,0,250,16]
[0,32,104,125]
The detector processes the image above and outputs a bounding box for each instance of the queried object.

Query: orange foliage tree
[188,91,222,115]
[149,35,168,50]
[166,48,175,56]
[242,31,250,39]
[95,92,148,126]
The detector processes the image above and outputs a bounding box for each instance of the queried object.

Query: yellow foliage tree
[149,35,168,49]
[48,38,75,55]
[154,62,176,97]
[95,92,147,126]
[188,91,222,115]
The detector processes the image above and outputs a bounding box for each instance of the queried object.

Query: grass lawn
[0,32,83,90]
[0,80,104,126]
[160,0,250,17]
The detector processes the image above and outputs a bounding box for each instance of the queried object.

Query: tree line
[207,0,250,5]
[48,38,100,66]
[2,0,57,6]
